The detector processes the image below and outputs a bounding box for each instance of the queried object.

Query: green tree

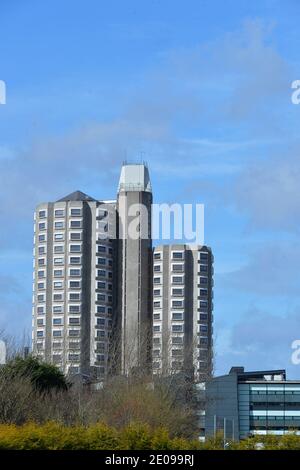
[2,356,70,393]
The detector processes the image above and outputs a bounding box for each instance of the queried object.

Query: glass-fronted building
[206,367,300,440]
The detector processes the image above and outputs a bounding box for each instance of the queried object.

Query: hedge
[2,423,300,450]
[0,422,201,450]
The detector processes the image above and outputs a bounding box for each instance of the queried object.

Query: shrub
[0,422,197,450]
[2,356,69,393]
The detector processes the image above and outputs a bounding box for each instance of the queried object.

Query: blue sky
[1,0,300,376]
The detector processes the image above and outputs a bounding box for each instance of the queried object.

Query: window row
[38,208,83,219]
[38,220,83,231]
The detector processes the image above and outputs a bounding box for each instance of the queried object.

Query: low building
[205,367,300,440]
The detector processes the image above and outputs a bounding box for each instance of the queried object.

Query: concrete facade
[32,192,116,378]
[117,164,153,374]
[152,244,214,382]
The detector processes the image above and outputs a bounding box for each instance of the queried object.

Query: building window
[69,268,81,276]
[153,289,161,297]
[172,264,183,272]
[199,313,208,321]
[96,330,105,338]
[97,269,106,277]
[39,210,46,218]
[172,336,183,344]
[172,276,184,284]
[172,288,183,296]
[38,222,46,231]
[37,330,44,337]
[96,306,106,314]
[54,233,64,241]
[38,234,46,242]
[70,208,82,217]
[171,349,183,357]
[199,301,208,309]
[199,277,208,285]
[97,245,106,253]
[54,209,64,218]
[53,306,63,314]
[38,246,46,255]
[53,269,63,277]
[69,318,80,325]
[97,294,106,302]
[172,252,183,259]
[70,256,81,265]
[172,324,183,333]
[69,281,80,289]
[68,353,80,361]
[37,319,44,326]
[54,257,64,265]
[172,300,183,308]
[54,245,64,253]
[53,318,62,325]
[69,330,80,337]
[97,281,106,289]
[70,244,81,253]
[70,220,81,229]
[37,306,44,314]
[97,318,106,326]
[153,325,161,332]
[199,337,208,346]
[38,258,45,266]
[37,294,45,302]
[153,337,161,344]
[172,312,183,321]
[153,313,161,320]
[154,252,161,260]
[53,293,63,301]
[53,330,62,337]
[54,221,64,229]
[37,270,45,278]
[70,232,81,240]
[200,265,208,273]
[199,325,208,333]
[37,282,45,289]
[97,258,106,265]
[53,281,63,289]
[154,265,161,272]
[96,354,105,362]
[153,301,161,308]
[153,277,161,284]
[199,289,208,297]
[69,305,80,313]
[200,252,208,261]
[69,293,80,301]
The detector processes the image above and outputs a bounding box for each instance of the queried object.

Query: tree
[2,355,70,393]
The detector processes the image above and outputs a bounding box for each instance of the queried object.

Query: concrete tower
[32,191,117,378]
[117,163,153,375]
